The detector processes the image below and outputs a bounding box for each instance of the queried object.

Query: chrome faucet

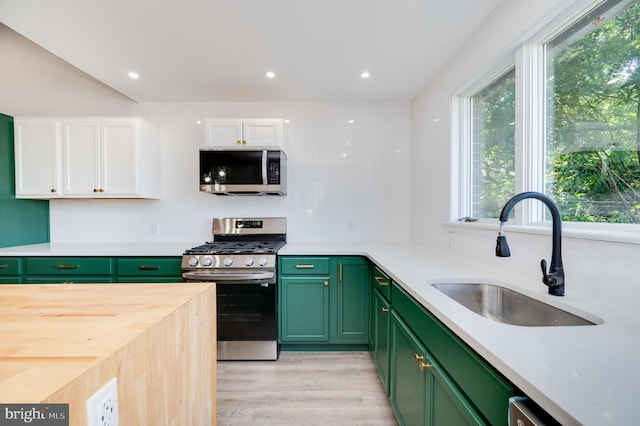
[495,191,565,296]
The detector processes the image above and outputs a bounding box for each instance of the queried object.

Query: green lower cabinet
[278,256,369,346]
[0,257,23,283]
[391,311,485,426]
[115,257,182,283]
[372,288,391,394]
[279,276,330,341]
[24,257,114,283]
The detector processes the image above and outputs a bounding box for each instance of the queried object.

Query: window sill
[442,221,640,246]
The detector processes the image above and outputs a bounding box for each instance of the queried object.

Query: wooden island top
[0,283,216,425]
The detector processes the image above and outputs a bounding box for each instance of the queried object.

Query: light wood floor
[217,351,398,425]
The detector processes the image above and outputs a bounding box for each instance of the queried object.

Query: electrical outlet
[86,377,119,426]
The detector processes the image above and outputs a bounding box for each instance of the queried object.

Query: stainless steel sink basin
[432,283,602,326]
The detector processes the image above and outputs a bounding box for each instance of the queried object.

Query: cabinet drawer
[0,258,23,276]
[371,265,391,300]
[116,258,182,277]
[279,257,330,275]
[392,283,514,426]
[26,257,113,275]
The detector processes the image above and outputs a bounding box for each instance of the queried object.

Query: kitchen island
[0,283,216,426]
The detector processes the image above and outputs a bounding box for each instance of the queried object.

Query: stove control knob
[244,257,254,266]
[223,257,233,267]
[202,257,213,267]
[258,257,269,267]
[188,257,199,267]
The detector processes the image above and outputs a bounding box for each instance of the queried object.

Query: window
[546,0,640,223]
[469,69,516,219]
[457,0,640,225]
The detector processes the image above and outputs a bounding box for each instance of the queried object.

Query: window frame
[452,0,639,233]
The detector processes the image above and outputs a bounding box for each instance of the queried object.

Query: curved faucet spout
[497,191,564,296]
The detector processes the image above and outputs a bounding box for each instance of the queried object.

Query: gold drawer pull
[324,281,329,287]
[0,264,8,268]
[381,307,389,313]
[55,265,77,269]
[418,361,433,372]
[295,264,315,269]
[374,276,389,286]
[414,353,424,362]
[139,265,160,271]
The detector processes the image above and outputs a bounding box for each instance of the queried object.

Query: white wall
[410,0,640,309]
[50,101,412,244]
[0,24,137,117]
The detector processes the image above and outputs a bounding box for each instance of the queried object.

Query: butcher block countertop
[0,283,216,425]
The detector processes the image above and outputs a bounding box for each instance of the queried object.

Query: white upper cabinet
[204,119,283,147]
[14,117,160,199]
[14,119,62,197]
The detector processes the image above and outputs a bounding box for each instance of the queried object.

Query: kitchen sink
[431,283,602,326]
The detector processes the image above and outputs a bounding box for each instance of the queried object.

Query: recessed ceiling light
[265,71,276,79]
[348,119,355,124]
[360,71,370,79]
[128,71,139,79]
[284,119,291,124]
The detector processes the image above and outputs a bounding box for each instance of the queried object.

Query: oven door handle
[182,271,275,281]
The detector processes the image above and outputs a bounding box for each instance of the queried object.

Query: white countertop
[280,242,640,426]
[0,242,193,256]
[2,241,639,424]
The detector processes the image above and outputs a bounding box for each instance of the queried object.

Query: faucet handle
[540,259,557,287]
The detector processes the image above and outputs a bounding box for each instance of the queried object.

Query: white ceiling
[0,0,500,103]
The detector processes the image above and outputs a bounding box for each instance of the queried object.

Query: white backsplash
[49,101,412,244]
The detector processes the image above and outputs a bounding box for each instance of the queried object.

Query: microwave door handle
[261,149,268,184]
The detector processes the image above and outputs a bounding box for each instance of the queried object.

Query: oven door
[183,270,279,360]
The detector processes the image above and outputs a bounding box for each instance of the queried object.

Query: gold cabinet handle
[242,140,247,145]
[418,361,433,372]
[295,264,315,269]
[139,265,160,271]
[381,307,389,313]
[50,188,56,193]
[374,276,389,286]
[236,140,242,145]
[414,353,424,362]
[339,263,343,281]
[324,280,329,287]
[0,264,8,268]
[55,265,77,269]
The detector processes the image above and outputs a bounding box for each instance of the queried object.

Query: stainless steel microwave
[199,149,287,195]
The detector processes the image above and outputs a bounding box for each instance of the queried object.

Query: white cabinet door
[204,119,244,147]
[101,120,138,196]
[62,119,101,196]
[204,119,283,147]
[243,119,283,146]
[14,119,61,197]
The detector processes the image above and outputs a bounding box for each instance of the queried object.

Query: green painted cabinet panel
[391,311,485,426]
[392,283,514,426]
[279,276,330,342]
[115,257,182,282]
[372,288,391,395]
[335,257,369,343]
[0,113,50,248]
[0,257,23,284]
[25,257,114,283]
[279,257,330,275]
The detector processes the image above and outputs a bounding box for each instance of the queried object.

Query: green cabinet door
[279,276,330,342]
[391,311,427,426]
[373,289,391,394]
[392,311,485,426]
[335,257,369,343]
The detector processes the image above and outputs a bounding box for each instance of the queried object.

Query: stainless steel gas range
[181,217,286,361]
